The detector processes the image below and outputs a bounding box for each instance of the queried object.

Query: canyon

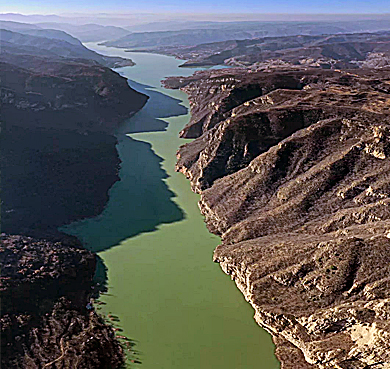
[3,18,390,368]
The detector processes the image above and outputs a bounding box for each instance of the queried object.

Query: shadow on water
[59,77,192,360]
[63,79,187,257]
[117,80,188,134]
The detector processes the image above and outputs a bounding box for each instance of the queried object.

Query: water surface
[64,44,279,369]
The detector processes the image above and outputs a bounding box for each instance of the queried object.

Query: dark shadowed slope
[1,45,148,238]
[0,28,135,68]
[62,79,188,254]
[0,32,148,368]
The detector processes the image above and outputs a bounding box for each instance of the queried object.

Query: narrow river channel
[64,44,279,369]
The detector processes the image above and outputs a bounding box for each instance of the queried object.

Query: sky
[1,0,390,15]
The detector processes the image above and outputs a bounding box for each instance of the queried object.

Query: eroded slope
[167,67,390,368]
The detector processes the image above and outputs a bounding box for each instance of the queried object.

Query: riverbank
[64,45,279,368]
[1,43,148,367]
[166,66,390,368]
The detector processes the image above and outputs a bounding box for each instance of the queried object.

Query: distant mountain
[124,20,246,32]
[0,15,131,42]
[18,28,82,45]
[35,22,130,42]
[103,20,390,49]
[0,29,134,68]
[0,13,65,23]
[0,21,81,45]
[102,28,254,48]
[0,12,164,28]
[4,15,390,45]
[0,20,41,31]
[102,28,253,48]
[131,30,390,70]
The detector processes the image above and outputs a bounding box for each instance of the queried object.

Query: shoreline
[63,48,279,369]
[167,66,390,368]
[0,56,148,367]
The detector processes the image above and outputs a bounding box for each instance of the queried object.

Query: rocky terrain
[144,31,390,70]
[1,234,124,368]
[1,31,148,367]
[0,56,145,133]
[165,66,390,368]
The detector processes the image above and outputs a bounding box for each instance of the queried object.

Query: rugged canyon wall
[1,51,148,238]
[0,31,148,368]
[166,66,390,368]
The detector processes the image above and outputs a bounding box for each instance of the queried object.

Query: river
[63,43,279,369]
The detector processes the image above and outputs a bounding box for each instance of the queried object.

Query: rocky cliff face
[166,66,390,368]
[1,38,148,238]
[0,57,147,133]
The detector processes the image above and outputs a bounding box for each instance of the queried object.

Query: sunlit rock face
[166,66,390,368]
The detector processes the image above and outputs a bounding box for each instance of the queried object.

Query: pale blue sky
[1,0,390,15]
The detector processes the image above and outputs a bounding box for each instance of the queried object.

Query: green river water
[63,44,279,369]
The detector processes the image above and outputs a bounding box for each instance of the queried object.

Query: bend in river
[63,44,279,369]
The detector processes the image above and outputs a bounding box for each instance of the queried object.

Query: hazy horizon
[2,0,390,17]
[2,11,390,29]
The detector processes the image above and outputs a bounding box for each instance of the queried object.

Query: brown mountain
[165,65,390,368]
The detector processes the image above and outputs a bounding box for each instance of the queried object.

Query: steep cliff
[1,34,148,368]
[0,57,146,133]
[167,66,390,368]
[1,42,148,237]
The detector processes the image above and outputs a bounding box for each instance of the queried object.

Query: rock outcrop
[0,234,124,369]
[166,66,390,368]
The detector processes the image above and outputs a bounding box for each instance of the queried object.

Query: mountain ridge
[165,65,390,368]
